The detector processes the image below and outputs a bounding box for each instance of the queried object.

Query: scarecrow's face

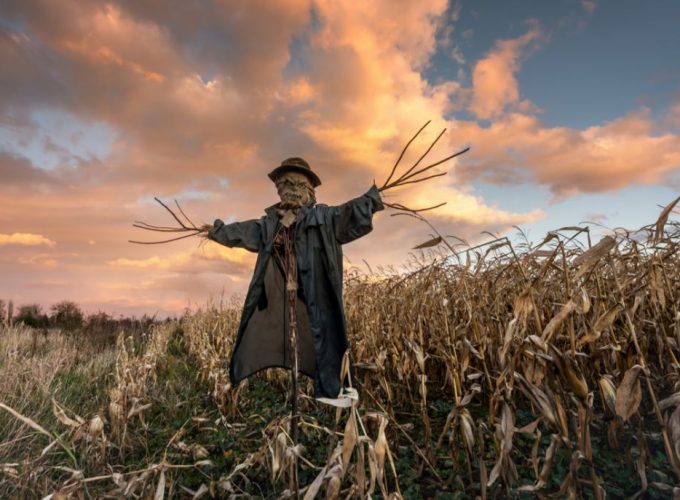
[275,172,314,208]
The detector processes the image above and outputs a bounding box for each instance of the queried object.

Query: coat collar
[264,199,316,218]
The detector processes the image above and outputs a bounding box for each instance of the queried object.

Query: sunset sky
[2,0,679,317]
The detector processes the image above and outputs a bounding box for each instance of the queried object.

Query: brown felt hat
[268,157,322,187]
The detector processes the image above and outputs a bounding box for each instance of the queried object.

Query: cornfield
[2,199,680,498]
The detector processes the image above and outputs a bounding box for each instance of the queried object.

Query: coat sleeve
[208,218,263,253]
[329,184,384,244]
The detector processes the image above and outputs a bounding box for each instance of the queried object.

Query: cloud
[0,152,56,186]
[453,108,680,198]
[2,1,679,315]
[17,253,58,267]
[469,22,544,120]
[584,212,607,223]
[581,1,597,14]
[108,243,254,274]
[0,232,56,246]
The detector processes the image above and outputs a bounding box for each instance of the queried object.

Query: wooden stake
[283,226,300,496]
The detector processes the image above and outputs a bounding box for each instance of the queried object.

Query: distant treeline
[0,299,175,346]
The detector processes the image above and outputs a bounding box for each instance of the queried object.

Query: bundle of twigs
[129,198,210,245]
[379,120,469,214]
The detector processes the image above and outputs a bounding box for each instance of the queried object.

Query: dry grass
[2,206,680,498]
[0,325,116,495]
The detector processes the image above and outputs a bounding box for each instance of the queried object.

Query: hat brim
[268,165,322,187]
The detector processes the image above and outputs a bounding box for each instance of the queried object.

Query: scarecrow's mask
[275,172,315,209]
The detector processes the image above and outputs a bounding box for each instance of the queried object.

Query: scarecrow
[131,122,468,433]
[208,158,383,403]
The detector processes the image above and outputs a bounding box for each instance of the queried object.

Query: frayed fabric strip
[315,387,359,408]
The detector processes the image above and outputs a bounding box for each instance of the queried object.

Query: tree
[50,301,84,332]
[15,304,48,328]
[0,300,5,326]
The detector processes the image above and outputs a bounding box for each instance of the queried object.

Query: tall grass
[0,325,116,496]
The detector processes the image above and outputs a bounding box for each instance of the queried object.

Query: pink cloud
[469,23,544,120]
[108,245,254,274]
[0,233,55,246]
[453,109,680,197]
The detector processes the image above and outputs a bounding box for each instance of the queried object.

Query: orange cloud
[0,233,56,246]
[469,23,543,120]
[108,244,254,273]
[403,184,545,226]
[453,109,680,197]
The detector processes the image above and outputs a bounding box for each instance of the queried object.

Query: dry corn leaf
[514,288,535,321]
[660,392,680,411]
[653,195,680,242]
[530,428,542,479]
[500,318,518,365]
[578,287,591,314]
[355,439,366,495]
[190,484,209,499]
[303,445,342,500]
[538,434,560,488]
[541,300,577,342]
[413,236,443,250]
[615,365,643,422]
[325,471,341,500]
[554,394,570,440]
[271,432,286,481]
[578,304,623,346]
[669,405,680,465]
[630,291,645,319]
[0,402,52,438]
[549,345,588,399]
[459,409,475,453]
[526,335,548,352]
[649,264,666,308]
[573,236,616,280]
[515,372,558,427]
[517,418,541,435]
[366,442,377,497]
[488,402,515,487]
[341,411,358,472]
[154,469,166,500]
[51,398,84,429]
[127,402,152,419]
[374,416,388,495]
[459,383,482,407]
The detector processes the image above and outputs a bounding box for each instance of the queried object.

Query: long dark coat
[208,185,383,398]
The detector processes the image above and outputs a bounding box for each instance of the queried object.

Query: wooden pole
[283,227,300,495]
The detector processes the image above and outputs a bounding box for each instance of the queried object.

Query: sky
[1,0,679,317]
